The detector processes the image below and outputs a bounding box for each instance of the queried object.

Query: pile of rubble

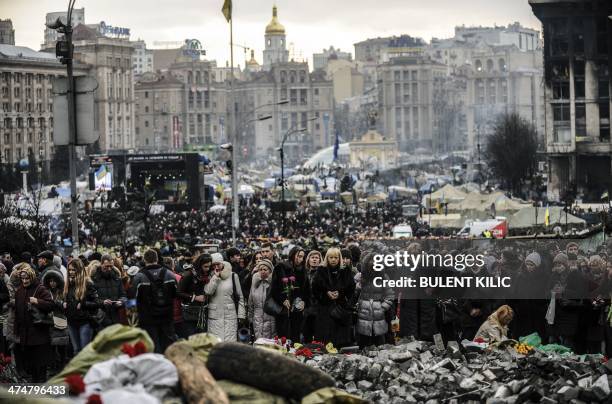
[305,339,612,403]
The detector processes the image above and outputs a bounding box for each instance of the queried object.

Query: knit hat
[553,253,569,268]
[525,252,541,268]
[256,259,274,273]
[211,253,224,264]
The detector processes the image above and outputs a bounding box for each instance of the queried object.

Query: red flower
[86,394,103,404]
[295,347,313,359]
[274,336,279,342]
[133,341,147,356]
[121,343,136,357]
[65,374,86,396]
[121,341,148,358]
[281,336,287,345]
[289,276,296,282]
[282,277,289,284]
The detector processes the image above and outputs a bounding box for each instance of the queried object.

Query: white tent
[509,207,586,229]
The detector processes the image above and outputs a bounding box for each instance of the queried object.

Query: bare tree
[485,113,538,194]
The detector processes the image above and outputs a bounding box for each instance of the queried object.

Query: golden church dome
[265,6,285,35]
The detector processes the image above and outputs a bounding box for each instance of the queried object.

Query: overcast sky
[3,0,542,68]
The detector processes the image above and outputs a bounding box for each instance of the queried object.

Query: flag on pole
[544,206,550,226]
[222,0,232,22]
[333,130,339,161]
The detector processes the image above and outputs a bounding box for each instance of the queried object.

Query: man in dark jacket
[92,254,127,329]
[131,249,177,353]
[36,250,60,279]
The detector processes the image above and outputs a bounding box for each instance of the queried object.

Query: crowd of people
[1,237,612,383]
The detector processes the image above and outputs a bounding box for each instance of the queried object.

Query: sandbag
[83,353,178,401]
[301,387,367,404]
[217,380,288,404]
[96,384,158,404]
[206,342,335,400]
[179,332,221,364]
[48,324,154,384]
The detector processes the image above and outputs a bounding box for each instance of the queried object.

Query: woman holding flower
[268,247,306,342]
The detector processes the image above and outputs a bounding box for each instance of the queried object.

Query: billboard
[93,164,113,191]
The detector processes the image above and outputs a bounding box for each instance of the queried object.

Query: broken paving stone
[420,350,434,362]
[357,380,373,391]
[557,386,579,401]
[344,381,358,394]
[367,363,382,380]
[459,378,477,391]
[591,374,610,401]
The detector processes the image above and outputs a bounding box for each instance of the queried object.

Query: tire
[206,342,335,399]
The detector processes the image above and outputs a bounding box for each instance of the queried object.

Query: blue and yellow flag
[544,206,550,226]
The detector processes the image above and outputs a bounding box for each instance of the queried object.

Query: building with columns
[0,44,89,167]
[529,0,611,202]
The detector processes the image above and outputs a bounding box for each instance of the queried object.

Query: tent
[448,191,528,212]
[238,184,255,196]
[263,178,276,189]
[509,207,586,229]
[419,213,463,228]
[423,184,467,207]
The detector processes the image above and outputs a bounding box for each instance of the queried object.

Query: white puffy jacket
[204,262,246,342]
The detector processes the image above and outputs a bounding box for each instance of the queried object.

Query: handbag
[182,303,202,322]
[264,295,283,316]
[52,313,67,330]
[329,303,352,326]
[31,305,53,325]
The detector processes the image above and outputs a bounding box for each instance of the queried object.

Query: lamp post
[230,99,287,245]
[278,118,316,236]
[229,113,273,245]
[46,0,79,253]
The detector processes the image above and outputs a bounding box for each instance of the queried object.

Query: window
[394,71,400,82]
[14,87,20,97]
[314,88,319,96]
[290,89,297,105]
[299,70,306,83]
[499,59,506,72]
[596,17,608,55]
[475,79,485,104]
[487,79,496,103]
[300,89,307,105]
[550,18,569,56]
[475,60,482,72]
[572,18,584,54]
[412,71,418,81]
[280,71,287,83]
[486,59,494,72]
[575,103,586,137]
[301,112,308,129]
[145,120,149,128]
[600,102,610,140]
[403,70,410,81]
[145,106,149,113]
[394,83,401,104]
[290,71,296,83]
[281,113,288,131]
[551,61,570,100]
[144,91,149,98]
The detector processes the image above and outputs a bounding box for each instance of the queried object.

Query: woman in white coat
[205,260,246,342]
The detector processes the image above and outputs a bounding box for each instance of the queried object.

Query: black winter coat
[92,271,126,326]
[311,265,356,347]
[64,281,100,326]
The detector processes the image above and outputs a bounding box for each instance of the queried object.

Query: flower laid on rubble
[295,347,314,359]
[65,374,86,396]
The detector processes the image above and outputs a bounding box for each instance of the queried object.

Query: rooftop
[0,44,58,62]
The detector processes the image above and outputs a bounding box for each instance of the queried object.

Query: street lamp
[277,117,317,236]
[229,113,273,244]
[46,0,80,253]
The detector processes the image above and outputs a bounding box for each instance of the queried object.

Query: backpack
[143,268,172,316]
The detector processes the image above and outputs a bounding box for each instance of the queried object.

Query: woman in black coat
[13,263,54,382]
[268,247,306,342]
[63,258,100,353]
[312,248,356,348]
